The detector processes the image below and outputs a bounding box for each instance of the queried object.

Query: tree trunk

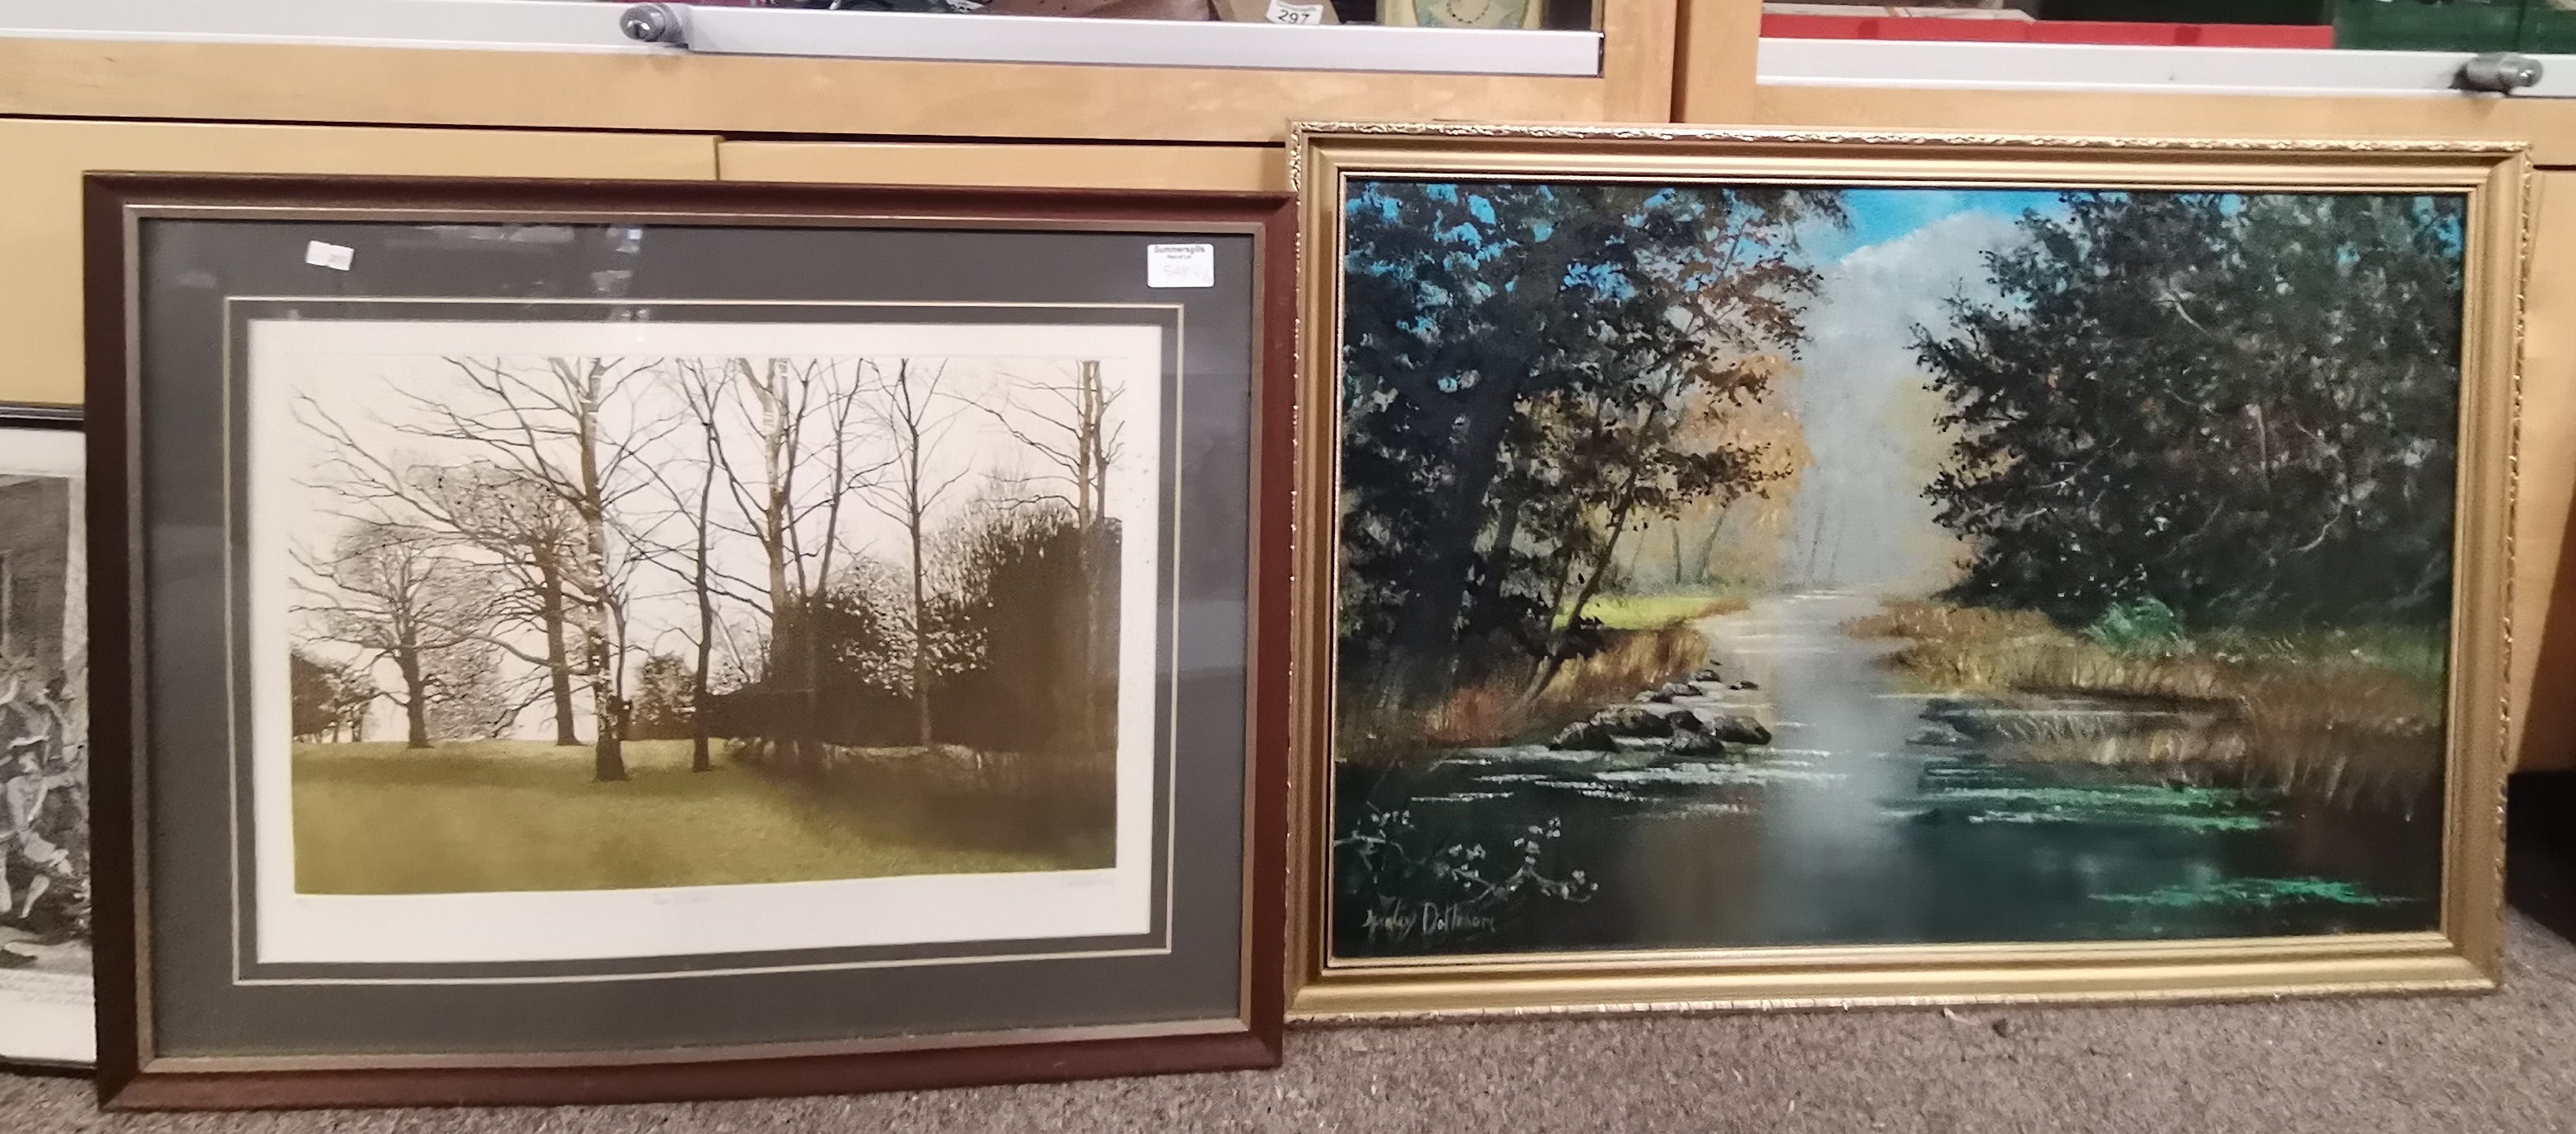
[912,365,942,752]
[568,361,627,783]
[588,625,626,782]
[1448,461,1540,673]
[1387,388,1520,703]
[1075,360,1102,754]
[909,500,933,751]
[394,646,430,749]
[1692,508,1731,587]
[537,554,579,747]
[1518,469,1647,707]
[692,417,718,774]
[802,375,856,761]
[750,357,800,762]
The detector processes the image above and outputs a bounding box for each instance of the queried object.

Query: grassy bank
[1347,592,1742,760]
[291,739,1077,895]
[738,739,1116,868]
[1564,592,1751,630]
[1846,602,2445,806]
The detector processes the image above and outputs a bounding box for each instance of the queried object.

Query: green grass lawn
[292,740,1076,895]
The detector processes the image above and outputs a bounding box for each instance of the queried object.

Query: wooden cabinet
[718,141,1286,190]
[0,120,714,407]
[0,0,1677,144]
[2513,173,2576,772]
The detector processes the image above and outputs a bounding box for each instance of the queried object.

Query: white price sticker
[304,240,355,272]
[1146,243,1216,289]
[1266,0,1326,22]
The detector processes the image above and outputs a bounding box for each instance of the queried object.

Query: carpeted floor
[6,913,2575,1134]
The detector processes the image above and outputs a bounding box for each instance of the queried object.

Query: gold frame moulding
[1286,123,2529,1020]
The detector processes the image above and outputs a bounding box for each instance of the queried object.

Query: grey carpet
[11,916,2576,1133]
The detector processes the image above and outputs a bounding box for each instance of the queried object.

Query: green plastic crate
[2521,0,2576,53]
[2335,0,2527,52]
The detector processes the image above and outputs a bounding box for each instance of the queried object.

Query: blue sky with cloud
[1805,187,2067,264]
[1782,193,2049,592]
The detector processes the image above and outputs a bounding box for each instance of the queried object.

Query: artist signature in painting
[1359,902,1498,944]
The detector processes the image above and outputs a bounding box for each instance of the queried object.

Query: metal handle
[2458,53,2542,94]
[619,2,691,47]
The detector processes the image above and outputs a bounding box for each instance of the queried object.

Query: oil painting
[0,413,87,1066]
[249,315,1167,966]
[1329,179,2474,960]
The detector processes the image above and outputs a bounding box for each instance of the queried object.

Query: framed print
[1377,0,1549,28]
[0,403,91,1069]
[1286,124,2527,1018]
[85,174,1292,1107]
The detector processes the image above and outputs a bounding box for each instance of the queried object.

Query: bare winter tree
[294,409,593,747]
[645,358,770,772]
[980,360,1122,531]
[862,359,971,751]
[421,639,515,741]
[678,361,724,773]
[293,521,498,749]
[703,357,889,761]
[298,356,672,782]
[407,462,591,746]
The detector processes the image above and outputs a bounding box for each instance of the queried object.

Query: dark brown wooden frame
[81,173,1295,1109]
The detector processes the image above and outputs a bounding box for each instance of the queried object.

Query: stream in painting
[1333,591,2444,958]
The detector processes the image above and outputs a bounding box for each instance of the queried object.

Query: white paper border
[243,317,1171,969]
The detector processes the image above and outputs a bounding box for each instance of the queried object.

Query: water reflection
[1333,592,2442,959]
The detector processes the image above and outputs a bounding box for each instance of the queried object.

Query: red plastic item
[1758,14,2333,49]
[1872,16,2030,40]
[2024,20,2180,44]
[2181,23,2334,48]
[1761,13,1879,40]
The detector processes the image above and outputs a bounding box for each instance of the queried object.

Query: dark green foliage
[928,504,1120,756]
[706,504,1114,757]
[1337,180,1843,707]
[289,649,374,742]
[628,653,696,741]
[1919,191,2465,627]
[705,579,910,749]
[2084,596,2185,653]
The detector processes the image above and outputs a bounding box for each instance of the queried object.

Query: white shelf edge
[0,0,1605,77]
[1759,37,2576,100]
[0,0,646,53]
[686,4,1601,74]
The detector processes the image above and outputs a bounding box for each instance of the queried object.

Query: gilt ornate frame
[1286,123,2529,1020]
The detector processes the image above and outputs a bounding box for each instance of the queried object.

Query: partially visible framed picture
[1287,123,2527,1018]
[1377,0,1548,26]
[0,403,90,1069]
[85,174,1292,1107]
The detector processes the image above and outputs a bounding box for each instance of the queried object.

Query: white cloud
[1782,210,2022,593]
